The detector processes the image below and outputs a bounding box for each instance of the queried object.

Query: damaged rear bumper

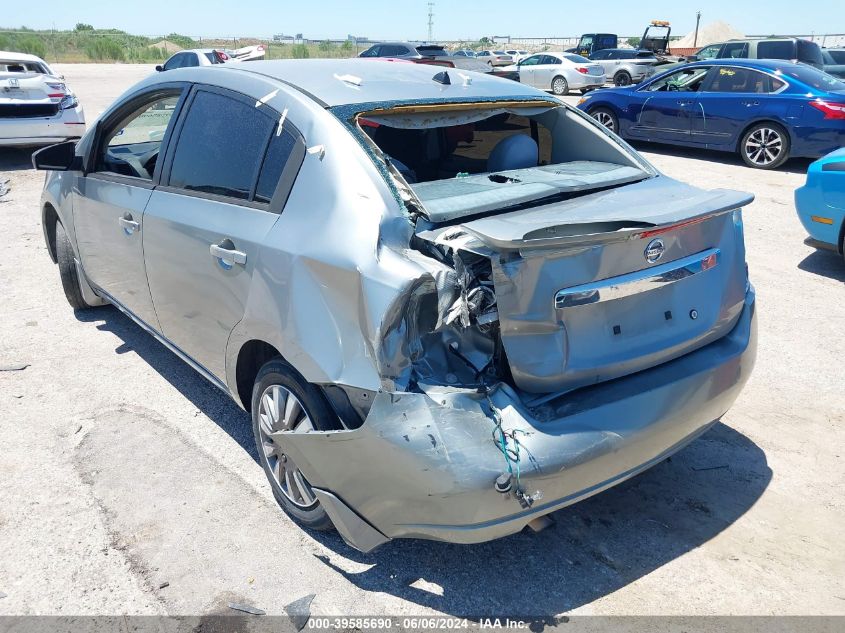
[277,289,757,552]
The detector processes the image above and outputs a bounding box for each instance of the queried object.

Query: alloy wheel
[552,77,568,95]
[744,127,784,166]
[614,73,631,87]
[593,111,616,133]
[257,384,317,508]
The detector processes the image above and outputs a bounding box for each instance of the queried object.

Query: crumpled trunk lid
[441,176,753,394]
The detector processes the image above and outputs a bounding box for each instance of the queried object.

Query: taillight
[576,67,588,74]
[216,51,229,61]
[257,45,265,51]
[809,99,845,119]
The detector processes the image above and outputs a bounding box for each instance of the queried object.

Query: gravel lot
[0,63,843,618]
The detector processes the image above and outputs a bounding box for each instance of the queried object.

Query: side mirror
[155,65,164,72]
[32,141,82,171]
[686,55,699,62]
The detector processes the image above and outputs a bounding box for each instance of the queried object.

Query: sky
[2,0,842,41]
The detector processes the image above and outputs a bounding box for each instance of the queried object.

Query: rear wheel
[613,71,632,87]
[55,222,102,311]
[251,358,342,530]
[740,123,790,169]
[590,107,618,134]
[552,76,569,96]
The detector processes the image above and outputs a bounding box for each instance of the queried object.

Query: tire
[590,107,619,134]
[739,122,790,169]
[551,75,569,96]
[251,357,343,531]
[613,71,632,87]
[55,221,101,310]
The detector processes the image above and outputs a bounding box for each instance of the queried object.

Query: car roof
[679,58,812,71]
[198,58,549,107]
[0,50,45,63]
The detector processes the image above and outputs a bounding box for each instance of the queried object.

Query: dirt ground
[0,63,843,618]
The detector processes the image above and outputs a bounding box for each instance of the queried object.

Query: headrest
[487,134,539,173]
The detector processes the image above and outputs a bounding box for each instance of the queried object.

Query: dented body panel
[42,59,758,552]
[278,289,755,545]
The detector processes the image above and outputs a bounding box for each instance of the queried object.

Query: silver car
[503,52,606,95]
[35,59,757,552]
[588,48,658,86]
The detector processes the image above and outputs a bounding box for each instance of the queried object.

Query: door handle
[118,214,140,235]
[210,240,247,268]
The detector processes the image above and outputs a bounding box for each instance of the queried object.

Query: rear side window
[756,41,795,60]
[169,90,274,200]
[707,67,770,93]
[255,129,297,203]
[164,54,185,70]
[776,64,845,91]
[797,39,823,66]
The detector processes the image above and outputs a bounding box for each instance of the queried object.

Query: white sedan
[0,51,85,146]
[503,52,606,95]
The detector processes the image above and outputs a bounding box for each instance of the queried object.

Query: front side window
[646,66,710,92]
[169,90,274,200]
[96,94,181,179]
[696,45,722,60]
[519,55,542,66]
[828,50,845,64]
[721,42,748,58]
[360,46,381,58]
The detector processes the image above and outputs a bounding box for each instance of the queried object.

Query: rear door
[692,66,780,147]
[74,87,186,328]
[142,85,305,380]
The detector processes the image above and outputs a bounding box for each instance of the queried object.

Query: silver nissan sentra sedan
[34,59,757,552]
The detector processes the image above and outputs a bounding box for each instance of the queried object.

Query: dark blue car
[577,60,845,169]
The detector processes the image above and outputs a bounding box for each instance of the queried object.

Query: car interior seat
[487,134,539,173]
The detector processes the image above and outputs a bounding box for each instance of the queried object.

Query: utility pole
[693,11,702,47]
[427,2,434,42]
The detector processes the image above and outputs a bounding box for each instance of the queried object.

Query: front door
[630,66,710,142]
[517,54,543,88]
[533,55,560,90]
[74,90,185,328]
[143,85,303,380]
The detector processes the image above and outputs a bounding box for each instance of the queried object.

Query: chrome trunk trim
[555,248,720,309]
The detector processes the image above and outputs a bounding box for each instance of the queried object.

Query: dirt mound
[673,21,745,48]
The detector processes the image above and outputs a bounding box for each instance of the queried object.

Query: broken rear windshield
[354,103,653,223]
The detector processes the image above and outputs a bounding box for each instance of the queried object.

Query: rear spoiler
[459,187,754,251]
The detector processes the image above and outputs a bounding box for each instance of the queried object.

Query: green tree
[626,37,641,48]
[318,40,333,53]
[341,40,353,54]
[75,23,94,31]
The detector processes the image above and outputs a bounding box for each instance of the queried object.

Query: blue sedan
[577,59,845,169]
[796,148,845,259]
